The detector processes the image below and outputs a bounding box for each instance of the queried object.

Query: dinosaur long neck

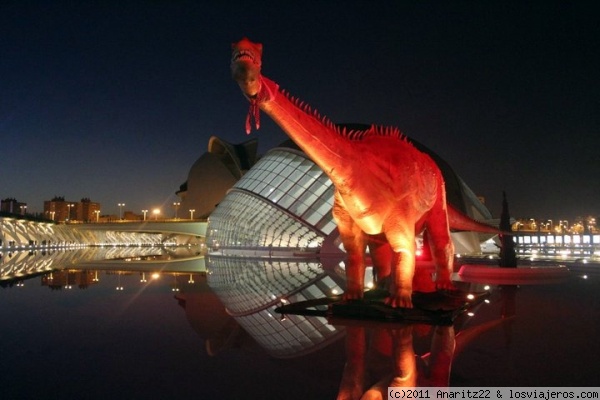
[256,76,350,183]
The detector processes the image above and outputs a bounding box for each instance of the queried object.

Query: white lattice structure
[0,217,164,250]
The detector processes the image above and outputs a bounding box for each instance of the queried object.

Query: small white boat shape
[456,264,570,285]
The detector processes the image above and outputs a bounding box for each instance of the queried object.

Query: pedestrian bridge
[75,220,207,237]
[0,216,207,249]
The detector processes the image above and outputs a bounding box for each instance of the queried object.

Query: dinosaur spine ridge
[278,87,410,144]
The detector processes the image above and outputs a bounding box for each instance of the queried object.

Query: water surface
[1,255,598,399]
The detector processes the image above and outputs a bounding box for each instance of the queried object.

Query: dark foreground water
[1,257,599,399]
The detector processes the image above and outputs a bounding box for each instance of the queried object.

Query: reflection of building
[41,270,98,290]
[43,197,101,222]
[207,127,495,256]
[207,257,346,358]
[174,273,248,356]
[176,136,259,219]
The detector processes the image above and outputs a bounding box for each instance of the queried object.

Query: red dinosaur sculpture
[231,38,499,308]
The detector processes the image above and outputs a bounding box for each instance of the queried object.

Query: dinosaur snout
[231,61,261,98]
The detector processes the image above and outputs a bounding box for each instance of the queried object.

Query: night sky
[1,1,598,220]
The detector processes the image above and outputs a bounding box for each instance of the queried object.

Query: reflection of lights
[456,254,462,258]
[171,274,179,292]
[467,312,475,317]
[366,281,374,289]
[582,275,588,280]
[116,273,124,290]
[466,294,475,300]
[151,273,160,280]
[16,281,24,287]
[331,288,339,295]
[140,272,147,283]
[488,255,494,260]
[484,299,491,304]
[280,298,288,304]
[92,271,99,282]
[187,274,194,284]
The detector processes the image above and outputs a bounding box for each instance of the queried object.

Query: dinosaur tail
[447,204,504,235]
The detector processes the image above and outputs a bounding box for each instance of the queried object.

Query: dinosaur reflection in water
[334,311,510,400]
[336,322,455,399]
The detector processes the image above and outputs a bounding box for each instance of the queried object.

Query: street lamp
[67,204,74,221]
[189,209,195,220]
[142,209,148,221]
[94,209,100,222]
[173,202,180,219]
[118,203,125,220]
[152,208,160,221]
[20,205,27,215]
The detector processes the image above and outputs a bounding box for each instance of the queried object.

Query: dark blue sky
[1,1,598,219]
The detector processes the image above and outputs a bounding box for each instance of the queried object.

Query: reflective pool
[1,253,598,399]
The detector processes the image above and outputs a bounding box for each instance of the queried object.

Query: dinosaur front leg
[380,225,415,308]
[385,247,416,308]
[333,194,367,300]
[367,234,392,289]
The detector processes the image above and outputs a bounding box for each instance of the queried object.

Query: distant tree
[498,191,517,268]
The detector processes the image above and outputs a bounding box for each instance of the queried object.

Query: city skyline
[2,1,599,219]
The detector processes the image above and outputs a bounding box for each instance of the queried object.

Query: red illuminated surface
[231,38,500,309]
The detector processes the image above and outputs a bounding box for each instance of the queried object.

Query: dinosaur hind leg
[425,205,455,291]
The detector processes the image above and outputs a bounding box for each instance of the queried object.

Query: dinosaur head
[231,37,263,98]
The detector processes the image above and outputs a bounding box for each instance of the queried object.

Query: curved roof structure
[177,136,258,219]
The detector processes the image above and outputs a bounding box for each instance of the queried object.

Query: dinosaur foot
[342,289,364,302]
[384,290,413,309]
[435,278,456,292]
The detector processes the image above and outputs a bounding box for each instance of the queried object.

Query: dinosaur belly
[341,195,385,235]
[352,215,384,235]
